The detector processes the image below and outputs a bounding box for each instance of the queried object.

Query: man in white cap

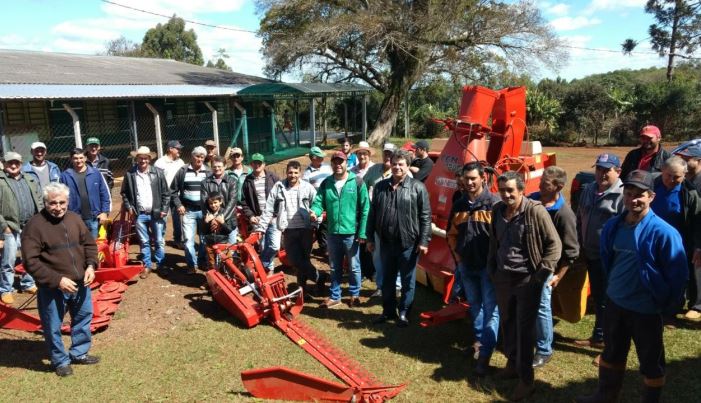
[121,146,170,278]
[0,151,43,304]
[155,140,185,247]
[22,141,61,190]
[171,146,210,274]
[84,137,114,190]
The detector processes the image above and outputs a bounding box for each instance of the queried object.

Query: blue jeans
[535,272,554,356]
[327,234,361,300]
[0,231,34,294]
[182,209,205,269]
[380,241,419,315]
[135,214,165,269]
[228,227,239,244]
[459,264,500,357]
[260,222,281,270]
[373,234,400,291]
[37,285,93,368]
[83,218,99,239]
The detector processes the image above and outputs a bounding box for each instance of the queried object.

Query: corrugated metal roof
[0,84,246,100]
[238,82,373,98]
[0,49,270,86]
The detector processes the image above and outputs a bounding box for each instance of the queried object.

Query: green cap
[251,153,265,162]
[309,146,325,158]
[86,137,100,145]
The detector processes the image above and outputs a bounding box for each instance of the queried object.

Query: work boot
[24,286,38,295]
[1,292,14,305]
[509,380,534,401]
[575,366,625,403]
[474,354,491,377]
[495,360,519,380]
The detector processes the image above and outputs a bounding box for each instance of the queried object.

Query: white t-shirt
[154,156,185,187]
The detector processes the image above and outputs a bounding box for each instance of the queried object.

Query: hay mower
[206,233,406,402]
[0,210,144,333]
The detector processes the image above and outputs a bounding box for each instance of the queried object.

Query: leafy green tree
[141,15,204,65]
[257,0,564,145]
[622,1,701,82]
[526,89,562,139]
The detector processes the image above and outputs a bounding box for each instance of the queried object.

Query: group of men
[443,124,690,402]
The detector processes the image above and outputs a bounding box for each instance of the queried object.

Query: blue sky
[0,0,673,81]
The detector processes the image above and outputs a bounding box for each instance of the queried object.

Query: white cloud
[585,0,646,14]
[550,16,602,31]
[195,25,265,76]
[547,3,570,16]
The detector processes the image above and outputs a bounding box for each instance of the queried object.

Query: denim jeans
[535,272,555,356]
[182,209,205,269]
[380,241,419,316]
[0,231,34,294]
[327,234,361,300]
[586,258,606,341]
[228,227,239,244]
[37,285,93,368]
[372,234,400,291]
[458,263,500,358]
[135,213,165,269]
[260,222,281,270]
[83,218,99,239]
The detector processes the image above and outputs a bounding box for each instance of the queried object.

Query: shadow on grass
[0,337,50,373]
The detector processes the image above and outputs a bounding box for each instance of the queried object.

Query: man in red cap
[620,125,671,180]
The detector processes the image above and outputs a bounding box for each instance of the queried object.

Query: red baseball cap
[331,151,347,161]
[640,125,661,139]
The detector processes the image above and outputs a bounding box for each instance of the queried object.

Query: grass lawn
[2,278,699,402]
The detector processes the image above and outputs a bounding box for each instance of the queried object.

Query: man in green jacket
[311,151,369,309]
[0,151,44,304]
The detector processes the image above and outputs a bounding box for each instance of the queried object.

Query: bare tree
[257,0,565,145]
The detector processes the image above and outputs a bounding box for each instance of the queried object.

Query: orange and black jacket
[446,190,500,270]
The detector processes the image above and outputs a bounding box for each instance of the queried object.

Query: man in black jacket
[201,156,238,244]
[121,146,170,278]
[241,153,280,272]
[367,149,431,327]
[620,125,671,180]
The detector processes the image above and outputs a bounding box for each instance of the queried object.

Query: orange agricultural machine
[418,86,556,320]
[0,212,144,333]
[206,234,405,402]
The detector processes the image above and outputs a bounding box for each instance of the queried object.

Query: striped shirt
[254,175,267,210]
[181,165,208,209]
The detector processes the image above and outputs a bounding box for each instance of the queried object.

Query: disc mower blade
[0,303,42,332]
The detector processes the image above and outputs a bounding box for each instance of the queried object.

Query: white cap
[31,141,47,150]
[383,143,396,152]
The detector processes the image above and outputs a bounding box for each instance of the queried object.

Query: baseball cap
[30,141,47,150]
[309,146,325,158]
[331,151,347,161]
[673,139,701,158]
[251,153,265,162]
[640,125,661,139]
[413,140,430,150]
[383,143,396,152]
[166,140,183,149]
[3,151,22,162]
[593,153,621,169]
[228,147,243,156]
[205,139,216,147]
[402,142,416,151]
[86,137,100,145]
[622,169,654,191]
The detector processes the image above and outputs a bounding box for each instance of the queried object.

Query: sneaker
[187,267,197,275]
[532,353,552,368]
[139,268,151,279]
[684,309,701,320]
[320,298,342,309]
[55,365,73,377]
[1,292,14,304]
[24,286,38,295]
[71,354,100,365]
[370,289,382,298]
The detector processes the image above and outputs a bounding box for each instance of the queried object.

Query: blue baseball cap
[593,153,620,169]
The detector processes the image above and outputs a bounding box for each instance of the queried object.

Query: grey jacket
[576,178,624,260]
[0,171,44,233]
[257,179,317,232]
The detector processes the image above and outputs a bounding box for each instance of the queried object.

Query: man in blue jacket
[576,170,687,403]
[60,148,111,238]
